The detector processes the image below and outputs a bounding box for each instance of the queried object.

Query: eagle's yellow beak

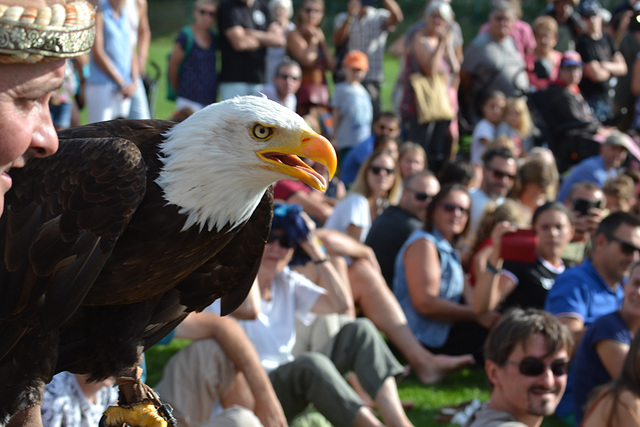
[257,129,337,192]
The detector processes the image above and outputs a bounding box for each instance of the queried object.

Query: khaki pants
[155,339,262,427]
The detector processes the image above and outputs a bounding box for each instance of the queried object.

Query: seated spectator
[259,58,302,111]
[525,16,563,91]
[509,157,559,212]
[470,91,507,179]
[438,159,475,189]
[465,308,573,427]
[238,204,414,427]
[581,328,640,427]
[544,211,640,423]
[560,181,607,264]
[393,184,499,361]
[324,149,401,242]
[339,111,402,186]
[537,50,602,172]
[366,170,440,287]
[397,142,427,182]
[557,130,636,202]
[155,307,286,427]
[41,373,118,427]
[473,202,574,315]
[572,261,640,425]
[603,173,636,212]
[466,199,532,286]
[469,147,519,235]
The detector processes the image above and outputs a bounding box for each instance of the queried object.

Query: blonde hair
[505,97,533,138]
[472,199,532,254]
[532,15,558,36]
[350,149,402,205]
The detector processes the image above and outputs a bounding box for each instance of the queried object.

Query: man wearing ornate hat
[0,3,95,426]
[0,0,96,220]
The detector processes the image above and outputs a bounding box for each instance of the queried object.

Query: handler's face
[0,60,63,216]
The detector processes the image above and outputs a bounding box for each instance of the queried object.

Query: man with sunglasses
[469,147,518,234]
[465,308,573,427]
[259,58,302,111]
[366,171,440,286]
[544,211,640,424]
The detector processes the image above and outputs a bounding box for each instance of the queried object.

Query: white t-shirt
[324,193,371,242]
[470,119,499,165]
[238,267,324,373]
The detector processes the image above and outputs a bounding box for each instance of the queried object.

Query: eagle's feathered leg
[101,367,176,427]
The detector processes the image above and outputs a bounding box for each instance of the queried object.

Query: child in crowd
[470,90,506,179]
[497,97,534,157]
[332,50,374,162]
[602,174,636,213]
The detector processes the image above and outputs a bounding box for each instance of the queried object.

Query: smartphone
[572,198,602,216]
[500,229,538,263]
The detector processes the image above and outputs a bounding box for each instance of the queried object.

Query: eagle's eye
[252,124,273,140]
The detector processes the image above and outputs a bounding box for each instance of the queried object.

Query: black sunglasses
[506,357,569,377]
[267,234,293,248]
[407,188,433,202]
[607,234,640,256]
[198,9,216,17]
[487,167,516,181]
[370,165,395,175]
[438,202,470,215]
[276,73,301,81]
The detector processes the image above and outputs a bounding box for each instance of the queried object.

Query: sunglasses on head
[487,167,516,181]
[506,357,569,377]
[407,188,432,202]
[438,202,469,215]
[370,165,395,175]
[198,8,216,17]
[607,234,640,256]
[267,234,293,248]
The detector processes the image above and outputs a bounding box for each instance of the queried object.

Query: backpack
[167,25,194,102]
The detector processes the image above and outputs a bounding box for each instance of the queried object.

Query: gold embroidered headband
[0,0,95,64]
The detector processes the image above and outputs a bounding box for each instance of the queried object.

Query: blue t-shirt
[557,155,619,202]
[332,82,373,151]
[572,310,632,425]
[340,135,374,186]
[544,258,624,418]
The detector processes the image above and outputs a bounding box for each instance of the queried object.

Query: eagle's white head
[156,96,337,232]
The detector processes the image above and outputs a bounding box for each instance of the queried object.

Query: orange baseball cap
[344,50,369,71]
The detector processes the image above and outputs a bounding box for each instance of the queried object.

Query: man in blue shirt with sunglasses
[544,211,640,424]
[465,308,573,427]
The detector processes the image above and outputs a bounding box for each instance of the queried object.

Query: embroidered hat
[343,50,369,71]
[0,0,96,64]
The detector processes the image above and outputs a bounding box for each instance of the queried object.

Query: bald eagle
[0,96,336,425]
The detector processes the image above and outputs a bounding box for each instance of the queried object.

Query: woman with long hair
[393,184,498,361]
[324,149,401,242]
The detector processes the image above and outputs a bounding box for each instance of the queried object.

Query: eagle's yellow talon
[103,402,167,427]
